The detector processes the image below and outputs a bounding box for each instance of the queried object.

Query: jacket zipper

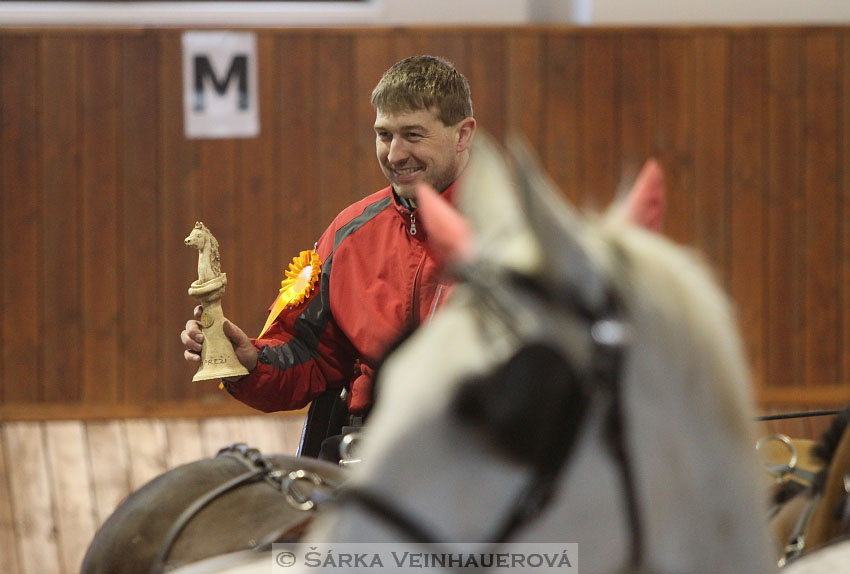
[409,213,417,236]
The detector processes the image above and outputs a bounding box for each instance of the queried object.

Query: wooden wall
[0,415,304,574]
[1,26,850,423]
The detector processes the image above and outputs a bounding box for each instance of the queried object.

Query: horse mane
[811,402,850,470]
[194,221,222,276]
[596,214,755,439]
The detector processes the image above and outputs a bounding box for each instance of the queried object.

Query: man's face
[374,107,463,200]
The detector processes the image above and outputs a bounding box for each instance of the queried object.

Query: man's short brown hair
[371,55,473,126]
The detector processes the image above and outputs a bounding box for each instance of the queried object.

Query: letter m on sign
[193,54,249,112]
[182,31,259,139]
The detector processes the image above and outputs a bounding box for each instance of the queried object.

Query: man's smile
[392,166,423,180]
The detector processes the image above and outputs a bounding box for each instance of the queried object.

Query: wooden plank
[618,32,658,191]
[158,32,202,401]
[757,385,850,406]
[123,419,168,490]
[803,31,841,392]
[543,32,582,204]
[765,32,804,391]
[506,32,544,155]
[393,30,466,74]
[0,425,23,574]
[44,421,98,574]
[199,416,251,456]
[120,33,161,404]
[0,399,306,421]
[728,33,767,389]
[164,418,205,469]
[238,415,286,455]
[318,34,357,221]
[276,33,322,260]
[354,33,399,198]
[692,33,730,283]
[85,420,132,525]
[845,32,850,392]
[234,33,282,337]
[580,34,619,207]
[656,33,694,244]
[1,36,41,405]
[40,36,83,403]
[465,31,506,143]
[80,35,121,404]
[3,422,61,574]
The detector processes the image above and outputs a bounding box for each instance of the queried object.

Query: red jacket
[226,183,457,414]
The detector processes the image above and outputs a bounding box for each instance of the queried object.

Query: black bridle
[337,257,646,570]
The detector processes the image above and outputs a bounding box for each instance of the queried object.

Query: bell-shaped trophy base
[190,293,249,383]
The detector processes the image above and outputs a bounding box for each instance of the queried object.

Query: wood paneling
[0,415,304,573]
[729,33,768,397]
[1,36,41,406]
[2,27,850,421]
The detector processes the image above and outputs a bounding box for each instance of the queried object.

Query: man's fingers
[183,349,201,363]
[193,305,204,319]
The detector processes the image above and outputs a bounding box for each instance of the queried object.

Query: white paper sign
[182,31,259,139]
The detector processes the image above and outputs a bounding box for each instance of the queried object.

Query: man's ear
[621,158,666,232]
[455,117,476,152]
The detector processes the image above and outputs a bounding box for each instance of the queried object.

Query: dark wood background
[1,26,849,433]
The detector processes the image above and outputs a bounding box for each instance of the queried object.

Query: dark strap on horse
[149,467,265,574]
[149,444,341,574]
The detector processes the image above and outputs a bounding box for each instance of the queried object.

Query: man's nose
[387,138,408,164]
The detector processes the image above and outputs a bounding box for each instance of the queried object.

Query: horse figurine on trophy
[184,221,249,382]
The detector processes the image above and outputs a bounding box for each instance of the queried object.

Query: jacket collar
[390,179,461,215]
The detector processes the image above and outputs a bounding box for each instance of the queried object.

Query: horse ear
[506,134,610,312]
[416,182,475,267]
[613,158,666,232]
[454,133,542,274]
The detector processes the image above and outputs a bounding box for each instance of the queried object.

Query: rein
[756,410,842,422]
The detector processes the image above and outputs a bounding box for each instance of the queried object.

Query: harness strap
[777,492,822,568]
[149,468,265,574]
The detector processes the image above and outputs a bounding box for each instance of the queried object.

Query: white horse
[296,136,775,573]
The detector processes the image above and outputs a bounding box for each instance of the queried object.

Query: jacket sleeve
[224,233,356,412]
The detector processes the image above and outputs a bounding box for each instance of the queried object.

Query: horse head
[305,135,773,573]
[185,221,208,250]
[185,222,222,282]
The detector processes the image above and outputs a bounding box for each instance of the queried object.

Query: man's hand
[180,306,258,373]
[180,305,206,363]
[222,319,258,373]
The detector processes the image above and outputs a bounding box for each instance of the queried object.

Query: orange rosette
[258,250,322,337]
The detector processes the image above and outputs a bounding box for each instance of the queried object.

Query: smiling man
[181,56,477,455]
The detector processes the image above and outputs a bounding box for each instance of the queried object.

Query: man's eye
[377,132,391,141]
[407,132,422,140]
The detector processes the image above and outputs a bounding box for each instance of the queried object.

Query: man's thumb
[222,320,248,346]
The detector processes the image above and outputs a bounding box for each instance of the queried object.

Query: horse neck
[807,423,850,549]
